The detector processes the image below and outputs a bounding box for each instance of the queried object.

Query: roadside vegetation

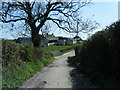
[42,45,74,53]
[68,20,120,87]
[2,41,76,88]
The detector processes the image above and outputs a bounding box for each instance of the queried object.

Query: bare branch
[31,2,35,9]
[1,1,92,47]
[2,18,27,23]
[47,17,73,32]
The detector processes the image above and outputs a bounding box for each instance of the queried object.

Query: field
[42,45,74,53]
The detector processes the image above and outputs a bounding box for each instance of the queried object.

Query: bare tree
[40,22,51,35]
[68,14,99,39]
[1,0,91,47]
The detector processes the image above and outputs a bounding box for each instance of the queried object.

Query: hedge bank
[2,40,75,88]
[68,20,120,87]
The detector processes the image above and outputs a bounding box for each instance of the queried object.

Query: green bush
[2,40,43,63]
[70,20,120,85]
[2,40,44,88]
[79,31,110,80]
[67,56,80,67]
[2,40,75,88]
[105,21,120,81]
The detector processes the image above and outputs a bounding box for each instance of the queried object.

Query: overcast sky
[1,1,118,40]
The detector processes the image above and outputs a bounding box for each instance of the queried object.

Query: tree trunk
[32,35,40,47]
[31,28,41,47]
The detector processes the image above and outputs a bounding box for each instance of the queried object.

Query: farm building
[16,34,78,46]
[66,39,77,45]
[16,37,32,45]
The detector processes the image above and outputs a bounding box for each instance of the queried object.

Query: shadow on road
[69,68,99,88]
[69,65,120,88]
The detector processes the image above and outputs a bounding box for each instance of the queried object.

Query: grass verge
[3,43,77,88]
[67,56,80,68]
[55,49,74,56]
[42,45,75,53]
[2,57,55,88]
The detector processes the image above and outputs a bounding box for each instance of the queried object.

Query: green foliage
[67,56,80,67]
[68,20,120,85]
[56,49,74,56]
[2,57,54,88]
[41,45,75,53]
[2,40,75,88]
[79,31,110,81]
[2,40,50,88]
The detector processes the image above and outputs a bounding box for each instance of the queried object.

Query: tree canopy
[1,0,91,47]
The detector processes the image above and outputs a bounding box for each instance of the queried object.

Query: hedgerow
[69,20,120,86]
[2,40,75,88]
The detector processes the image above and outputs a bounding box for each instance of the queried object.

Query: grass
[67,56,80,68]
[2,57,55,88]
[2,43,77,88]
[55,48,74,56]
[42,45,74,53]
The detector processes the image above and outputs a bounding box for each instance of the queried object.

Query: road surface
[20,50,98,88]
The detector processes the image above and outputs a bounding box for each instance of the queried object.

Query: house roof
[74,36,82,41]
[57,36,70,40]
[45,34,58,40]
[74,36,80,38]
[17,37,31,40]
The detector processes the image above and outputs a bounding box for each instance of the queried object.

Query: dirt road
[20,51,97,88]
